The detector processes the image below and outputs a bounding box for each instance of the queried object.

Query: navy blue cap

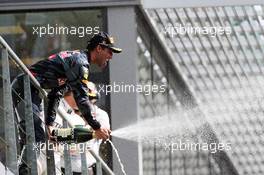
[88,32,122,53]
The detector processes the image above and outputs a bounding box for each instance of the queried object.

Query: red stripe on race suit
[48,54,56,60]
[48,50,80,60]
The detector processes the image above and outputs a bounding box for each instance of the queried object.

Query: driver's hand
[94,127,111,140]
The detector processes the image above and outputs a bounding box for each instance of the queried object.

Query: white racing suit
[52,99,110,174]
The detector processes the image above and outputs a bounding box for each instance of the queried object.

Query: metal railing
[0,36,115,175]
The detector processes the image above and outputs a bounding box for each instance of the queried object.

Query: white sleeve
[96,107,110,129]
[57,99,86,126]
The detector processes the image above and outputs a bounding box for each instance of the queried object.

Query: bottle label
[57,128,73,138]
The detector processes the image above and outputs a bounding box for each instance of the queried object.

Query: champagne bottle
[52,127,95,143]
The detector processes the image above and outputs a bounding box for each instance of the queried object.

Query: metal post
[2,48,18,174]
[81,144,88,175]
[96,159,103,175]
[44,99,56,175]
[63,119,72,175]
[89,149,115,175]
[23,74,38,175]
